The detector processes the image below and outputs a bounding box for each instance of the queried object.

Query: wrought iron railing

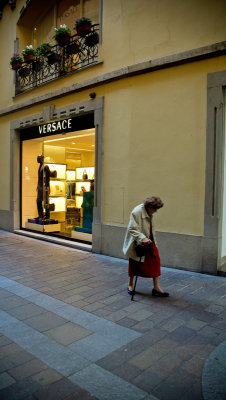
[15,24,99,95]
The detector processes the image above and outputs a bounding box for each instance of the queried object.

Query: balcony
[15,24,99,95]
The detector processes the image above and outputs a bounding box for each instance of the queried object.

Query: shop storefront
[9,99,104,251]
[21,115,95,243]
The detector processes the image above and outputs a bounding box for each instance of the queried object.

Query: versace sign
[20,114,94,141]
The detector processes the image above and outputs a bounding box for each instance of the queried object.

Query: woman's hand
[142,238,152,244]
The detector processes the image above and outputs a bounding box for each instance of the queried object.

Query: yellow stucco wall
[0,56,226,237]
[0,0,226,109]
[0,118,10,210]
[100,57,226,236]
[102,0,226,69]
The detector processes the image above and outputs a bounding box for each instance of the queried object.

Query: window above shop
[13,0,100,95]
[0,0,16,20]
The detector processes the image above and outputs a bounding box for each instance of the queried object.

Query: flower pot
[11,60,22,70]
[76,23,92,37]
[56,34,71,47]
[85,32,99,47]
[18,67,30,78]
[66,42,79,55]
[42,44,52,55]
[47,52,61,65]
[33,60,43,72]
[23,53,35,63]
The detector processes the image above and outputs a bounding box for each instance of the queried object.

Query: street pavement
[0,229,225,400]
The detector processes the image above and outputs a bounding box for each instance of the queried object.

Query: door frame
[203,70,226,273]
[10,97,104,253]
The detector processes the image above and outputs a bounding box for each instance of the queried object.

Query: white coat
[122,203,157,262]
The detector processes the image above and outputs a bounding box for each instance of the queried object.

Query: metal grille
[15,24,99,95]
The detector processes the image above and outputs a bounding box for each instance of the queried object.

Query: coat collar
[141,204,152,221]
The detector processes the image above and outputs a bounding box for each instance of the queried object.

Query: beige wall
[1,57,225,235]
[1,0,226,109]
[102,0,226,69]
[100,58,226,237]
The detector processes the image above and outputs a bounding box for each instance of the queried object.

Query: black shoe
[127,287,135,296]
[152,289,169,297]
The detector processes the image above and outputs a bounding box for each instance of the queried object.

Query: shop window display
[22,129,95,241]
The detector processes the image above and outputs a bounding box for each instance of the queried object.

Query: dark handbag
[135,242,155,258]
[49,203,55,211]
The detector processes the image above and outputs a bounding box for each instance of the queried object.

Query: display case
[65,169,80,232]
[48,164,67,225]
[66,170,76,181]
[48,163,66,179]
[46,165,95,235]
[75,167,94,209]
[71,167,95,240]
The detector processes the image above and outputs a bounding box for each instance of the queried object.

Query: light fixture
[89,92,96,99]
[44,132,94,143]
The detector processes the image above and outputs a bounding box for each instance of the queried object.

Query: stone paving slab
[202,340,226,400]
[44,322,93,345]
[69,364,148,400]
[23,311,68,332]
[0,230,226,399]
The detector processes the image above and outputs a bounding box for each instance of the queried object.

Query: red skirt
[128,243,161,278]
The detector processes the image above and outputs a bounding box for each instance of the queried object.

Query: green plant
[74,17,92,30]
[53,24,71,41]
[22,45,35,56]
[35,43,52,57]
[10,52,22,65]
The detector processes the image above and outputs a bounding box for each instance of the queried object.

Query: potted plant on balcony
[47,52,61,65]
[22,45,35,63]
[53,24,71,46]
[35,42,59,65]
[35,43,52,58]
[85,30,99,47]
[75,17,92,37]
[18,66,30,78]
[10,53,23,70]
[34,43,52,70]
[66,40,80,55]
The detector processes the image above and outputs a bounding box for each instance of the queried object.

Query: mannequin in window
[36,155,56,219]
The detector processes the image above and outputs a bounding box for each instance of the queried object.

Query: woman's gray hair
[144,196,164,210]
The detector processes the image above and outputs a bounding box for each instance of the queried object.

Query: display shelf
[76,167,94,180]
[49,197,66,212]
[47,163,66,179]
[66,170,76,181]
[49,195,66,197]
[50,178,66,181]
[76,180,93,183]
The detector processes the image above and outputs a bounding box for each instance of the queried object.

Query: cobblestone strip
[0,310,90,376]
[0,275,156,400]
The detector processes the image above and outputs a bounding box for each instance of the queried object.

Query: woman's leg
[153,277,169,296]
[128,276,134,291]
[128,259,135,291]
[153,276,164,292]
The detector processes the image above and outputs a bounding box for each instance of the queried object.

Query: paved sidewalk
[0,230,225,400]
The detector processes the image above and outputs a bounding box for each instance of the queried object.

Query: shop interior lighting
[66,148,94,152]
[44,132,94,143]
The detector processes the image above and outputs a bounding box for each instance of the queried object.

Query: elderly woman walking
[123,196,169,297]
